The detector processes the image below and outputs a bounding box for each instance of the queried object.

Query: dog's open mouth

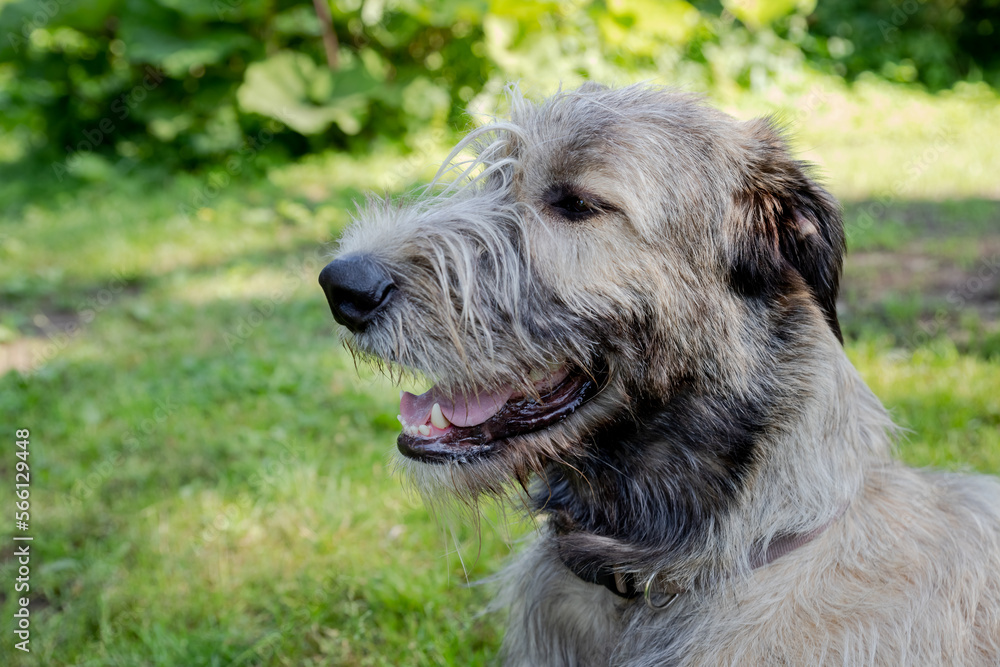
[396,366,603,462]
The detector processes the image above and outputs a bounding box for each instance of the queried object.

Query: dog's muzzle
[319,254,396,333]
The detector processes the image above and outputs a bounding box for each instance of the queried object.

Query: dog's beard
[339,290,620,499]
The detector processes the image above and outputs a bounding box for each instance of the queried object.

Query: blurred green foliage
[789,0,1000,88]
[0,0,996,172]
[0,0,492,168]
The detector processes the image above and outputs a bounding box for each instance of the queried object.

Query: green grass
[0,168,524,666]
[1,76,999,666]
[847,340,1000,472]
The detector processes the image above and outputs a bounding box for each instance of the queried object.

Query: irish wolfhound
[318,84,1000,665]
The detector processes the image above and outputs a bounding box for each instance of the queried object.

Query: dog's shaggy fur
[321,84,1000,665]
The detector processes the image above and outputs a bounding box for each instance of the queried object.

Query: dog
[318,83,1000,665]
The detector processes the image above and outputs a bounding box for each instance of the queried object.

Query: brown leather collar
[565,509,846,604]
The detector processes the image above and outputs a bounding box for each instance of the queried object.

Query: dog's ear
[727,118,846,343]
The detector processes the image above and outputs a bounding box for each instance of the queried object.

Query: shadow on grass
[840,198,1000,360]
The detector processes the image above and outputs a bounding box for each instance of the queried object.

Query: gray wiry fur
[332,84,1000,665]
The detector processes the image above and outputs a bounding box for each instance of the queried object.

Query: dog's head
[320,84,845,504]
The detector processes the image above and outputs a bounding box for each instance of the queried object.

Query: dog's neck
[534,330,894,589]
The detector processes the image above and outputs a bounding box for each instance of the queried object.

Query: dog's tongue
[400,384,515,428]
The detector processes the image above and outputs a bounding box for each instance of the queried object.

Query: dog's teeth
[529,368,547,382]
[431,403,451,429]
[397,415,404,425]
[418,424,431,436]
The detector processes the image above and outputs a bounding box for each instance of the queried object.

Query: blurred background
[0,0,998,664]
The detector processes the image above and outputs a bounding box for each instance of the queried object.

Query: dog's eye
[552,195,596,217]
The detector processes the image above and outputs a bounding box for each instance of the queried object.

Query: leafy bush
[0,0,996,174]
[0,0,490,169]
[791,0,1000,89]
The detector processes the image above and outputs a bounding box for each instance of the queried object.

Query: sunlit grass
[848,339,1000,472]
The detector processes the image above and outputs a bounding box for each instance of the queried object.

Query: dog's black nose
[318,255,396,333]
